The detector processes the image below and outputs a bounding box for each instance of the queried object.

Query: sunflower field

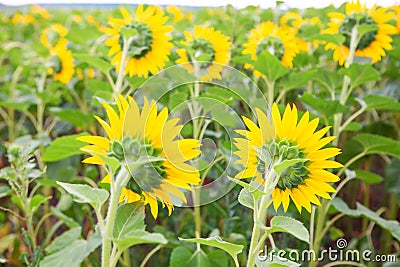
[1,1,400,266]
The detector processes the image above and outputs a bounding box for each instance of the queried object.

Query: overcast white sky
[0,0,398,8]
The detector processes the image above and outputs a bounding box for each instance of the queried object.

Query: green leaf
[86,79,113,94]
[51,207,80,228]
[67,23,100,45]
[113,203,145,240]
[189,250,210,267]
[331,198,400,241]
[114,231,167,251]
[0,101,32,111]
[260,216,309,244]
[342,122,362,132]
[231,54,252,65]
[42,133,88,162]
[45,227,81,254]
[40,228,101,267]
[228,176,264,200]
[353,134,400,159]
[355,169,383,184]
[210,108,237,127]
[254,51,289,82]
[99,156,121,174]
[339,63,380,89]
[168,91,189,110]
[300,93,350,119]
[170,247,210,267]
[179,236,243,263]
[195,54,212,62]
[0,185,11,199]
[385,159,400,199]
[274,159,308,176]
[120,27,138,39]
[281,69,317,91]
[49,108,94,128]
[313,69,342,93]
[74,54,113,75]
[310,33,345,46]
[56,182,109,210]
[238,188,255,210]
[364,95,400,111]
[357,24,378,37]
[170,247,193,267]
[208,250,229,267]
[0,234,16,254]
[126,76,147,90]
[30,194,51,214]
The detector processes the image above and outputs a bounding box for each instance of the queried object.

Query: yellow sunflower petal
[76,136,110,150]
[82,156,105,165]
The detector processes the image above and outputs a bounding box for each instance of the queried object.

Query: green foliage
[331,198,400,241]
[170,247,212,267]
[42,133,88,162]
[258,216,310,244]
[353,134,400,159]
[56,182,109,211]
[301,93,350,116]
[112,202,167,251]
[254,51,289,82]
[179,236,243,264]
[74,54,113,75]
[1,3,400,267]
[355,169,383,184]
[339,63,380,89]
[40,227,101,267]
[363,94,400,111]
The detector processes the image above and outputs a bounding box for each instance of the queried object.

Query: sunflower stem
[311,24,360,267]
[8,65,23,142]
[114,37,133,95]
[246,167,278,267]
[191,60,203,250]
[266,80,275,109]
[102,166,130,267]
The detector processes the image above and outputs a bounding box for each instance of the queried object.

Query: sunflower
[48,43,74,84]
[76,68,96,80]
[243,21,299,76]
[393,5,400,33]
[280,11,303,28]
[104,6,173,78]
[175,25,231,81]
[77,95,201,218]
[324,0,396,65]
[73,14,82,23]
[11,13,35,25]
[40,24,68,48]
[280,12,322,52]
[166,6,183,23]
[30,5,49,19]
[234,103,342,213]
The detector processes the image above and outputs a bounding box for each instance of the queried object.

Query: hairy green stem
[266,80,275,109]
[102,167,130,267]
[247,168,278,267]
[139,245,161,267]
[190,61,203,250]
[8,66,23,142]
[114,37,133,95]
